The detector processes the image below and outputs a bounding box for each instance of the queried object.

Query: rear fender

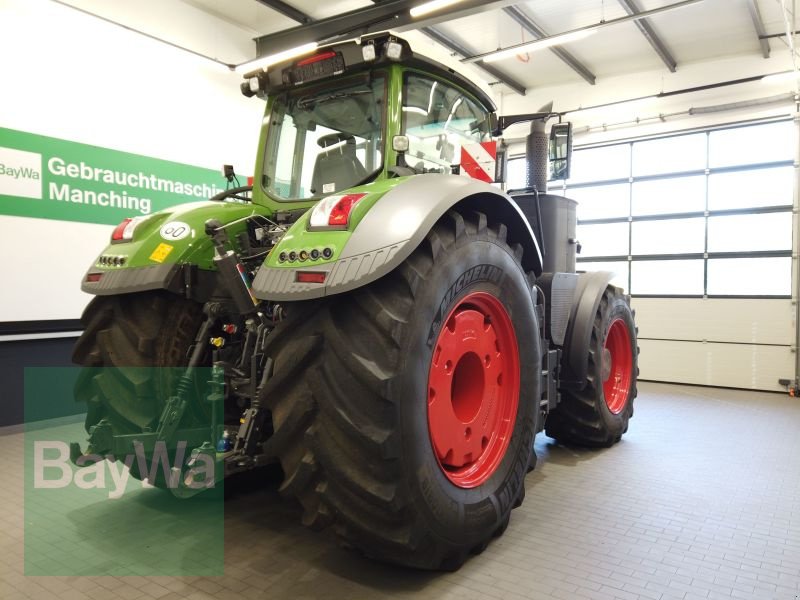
[561,270,615,390]
[81,201,272,297]
[252,175,543,301]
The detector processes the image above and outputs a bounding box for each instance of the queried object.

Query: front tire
[261,209,540,569]
[545,286,638,446]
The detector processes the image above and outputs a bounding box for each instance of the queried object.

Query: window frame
[261,72,389,202]
[541,118,795,299]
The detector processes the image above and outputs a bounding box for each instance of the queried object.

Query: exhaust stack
[525,102,553,193]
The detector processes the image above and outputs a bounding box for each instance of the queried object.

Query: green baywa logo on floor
[0,146,42,199]
[33,440,215,499]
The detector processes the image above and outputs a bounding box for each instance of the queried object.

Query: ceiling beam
[254,0,313,24]
[761,29,800,40]
[249,0,526,95]
[421,27,527,96]
[502,6,596,85]
[253,0,516,58]
[464,0,703,64]
[617,0,677,72]
[746,0,771,58]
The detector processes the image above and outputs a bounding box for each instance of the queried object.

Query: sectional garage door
[509,119,797,392]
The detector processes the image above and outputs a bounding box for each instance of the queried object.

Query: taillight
[308,193,367,229]
[110,216,145,243]
[296,271,327,284]
[111,218,132,241]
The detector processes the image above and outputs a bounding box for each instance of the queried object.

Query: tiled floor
[2,382,799,599]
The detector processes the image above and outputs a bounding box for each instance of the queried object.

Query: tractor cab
[241,34,503,206]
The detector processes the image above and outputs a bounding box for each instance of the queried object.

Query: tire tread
[263,208,534,569]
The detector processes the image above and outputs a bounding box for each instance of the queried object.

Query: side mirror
[549,122,572,181]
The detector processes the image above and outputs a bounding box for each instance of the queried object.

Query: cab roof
[242,33,496,114]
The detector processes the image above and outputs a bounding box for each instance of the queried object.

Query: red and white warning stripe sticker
[460,141,497,183]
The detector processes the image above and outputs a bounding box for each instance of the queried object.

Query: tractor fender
[561,270,615,390]
[81,200,270,299]
[252,175,543,301]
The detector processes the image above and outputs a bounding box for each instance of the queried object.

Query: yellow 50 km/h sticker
[149,243,174,263]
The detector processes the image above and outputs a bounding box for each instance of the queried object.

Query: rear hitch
[69,419,115,466]
[70,248,276,491]
[168,441,218,499]
[69,442,92,466]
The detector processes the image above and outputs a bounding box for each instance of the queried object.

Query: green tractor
[71,34,638,570]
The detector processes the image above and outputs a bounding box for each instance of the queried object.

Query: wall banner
[0,127,229,226]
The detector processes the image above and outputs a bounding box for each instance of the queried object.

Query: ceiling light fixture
[464,0,705,64]
[235,42,318,73]
[760,70,799,84]
[483,30,596,63]
[410,0,466,18]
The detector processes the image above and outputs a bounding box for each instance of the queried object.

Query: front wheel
[545,286,638,447]
[261,209,540,569]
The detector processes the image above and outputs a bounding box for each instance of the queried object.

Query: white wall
[0,0,264,322]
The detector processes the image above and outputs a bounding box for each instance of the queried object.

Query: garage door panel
[631,298,793,345]
[638,339,792,392]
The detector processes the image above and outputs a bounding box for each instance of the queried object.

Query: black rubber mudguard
[561,270,615,390]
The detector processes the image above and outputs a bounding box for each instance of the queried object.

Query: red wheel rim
[602,318,633,414]
[427,291,520,488]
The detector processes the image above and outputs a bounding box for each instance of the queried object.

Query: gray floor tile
[1,382,799,599]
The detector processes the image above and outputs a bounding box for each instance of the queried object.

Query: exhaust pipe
[525,102,552,193]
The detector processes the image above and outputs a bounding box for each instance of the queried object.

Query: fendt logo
[0,146,42,199]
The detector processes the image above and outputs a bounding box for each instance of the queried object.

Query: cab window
[402,73,491,173]
[263,76,385,200]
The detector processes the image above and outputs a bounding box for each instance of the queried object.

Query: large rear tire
[72,291,205,483]
[545,286,638,447]
[260,209,540,569]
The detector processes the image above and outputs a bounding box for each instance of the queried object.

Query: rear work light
[296,271,327,284]
[110,216,146,243]
[308,193,367,229]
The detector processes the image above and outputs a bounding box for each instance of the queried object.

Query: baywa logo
[0,146,42,199]
[33,440,216,499]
